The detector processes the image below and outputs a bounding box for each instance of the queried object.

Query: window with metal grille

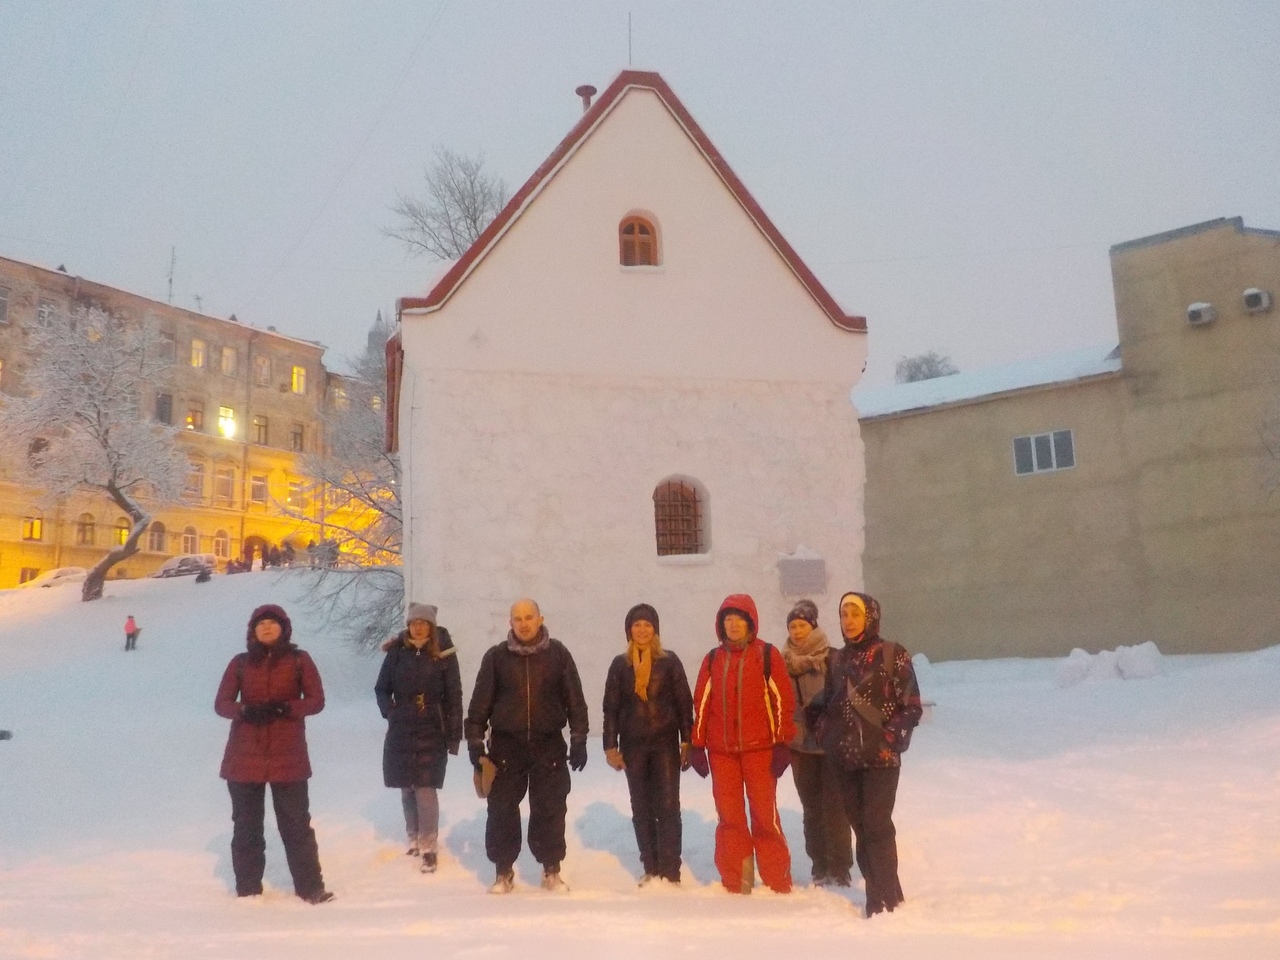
[653,479,704,556]
[619,217,658,266]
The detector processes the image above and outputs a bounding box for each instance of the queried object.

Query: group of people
[212,590,922,917]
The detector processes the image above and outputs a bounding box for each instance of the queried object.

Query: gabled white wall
[398,84,866,703]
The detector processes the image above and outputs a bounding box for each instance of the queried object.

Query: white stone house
[389,70,867,670]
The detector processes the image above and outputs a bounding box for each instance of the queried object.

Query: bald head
[509,598,544,643]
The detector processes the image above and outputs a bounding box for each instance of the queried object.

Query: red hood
[715,593,760,643]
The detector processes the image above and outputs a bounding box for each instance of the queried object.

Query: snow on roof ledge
[854,344,1122,419]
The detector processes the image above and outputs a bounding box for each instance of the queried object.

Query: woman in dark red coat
[214,604,333,903]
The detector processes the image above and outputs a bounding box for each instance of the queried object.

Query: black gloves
[241,701,288,724]
[468,741,487,769]
[568,740,587,771]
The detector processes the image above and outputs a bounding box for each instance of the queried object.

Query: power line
[238,0,450,313]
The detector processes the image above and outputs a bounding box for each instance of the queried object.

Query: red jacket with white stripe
[691,595,796,754]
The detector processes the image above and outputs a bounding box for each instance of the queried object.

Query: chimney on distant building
[575,84,597,113]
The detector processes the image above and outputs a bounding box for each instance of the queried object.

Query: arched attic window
[619,216,659,267]
[653,478,707,556]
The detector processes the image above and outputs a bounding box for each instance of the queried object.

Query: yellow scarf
[628,639,661,702]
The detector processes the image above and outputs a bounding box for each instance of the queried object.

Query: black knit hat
[786,599,819,628]
[624,602,660,640]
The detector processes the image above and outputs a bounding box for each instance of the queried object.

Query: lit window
[1013,429,1076,476]
[218,406,236,439]
[221,346,237,376]
[620,217,659,266]
[214,466,234,503]
[186,401,204,431]
[290,423,304,452]
[371,395,383,412]
[254,355,272,387]
[76,513,96,546]
[114,518,130,546]
[148,521,166,552]
[333,386,349,409]
[191,339,206,368]
[19,567,40,584]
[185,462,205,499]
[182,526,198,553]
[250,475,268,504]
[288,480,308,514]
[291,365,307,394]
[253,415,268,444]
[653,478,706,556]
[213,530,230,559]
[22,516,43,541]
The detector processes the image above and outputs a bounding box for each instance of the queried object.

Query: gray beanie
[406,602,438,627]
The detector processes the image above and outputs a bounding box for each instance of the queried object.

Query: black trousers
[621,741,682,881]
[790,750,853,881]
[835,766,903,912]
[227,780,325,898]
[486,733,571,872]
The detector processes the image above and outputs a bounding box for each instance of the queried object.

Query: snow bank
[1055,641,1165,687]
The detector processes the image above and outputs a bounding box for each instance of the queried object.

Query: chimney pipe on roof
[575,84,597,113]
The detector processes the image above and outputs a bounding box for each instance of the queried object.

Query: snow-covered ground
[1,572,1277,959]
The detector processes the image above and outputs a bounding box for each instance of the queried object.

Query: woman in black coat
[375,602,463,873]
[601,603,694,885]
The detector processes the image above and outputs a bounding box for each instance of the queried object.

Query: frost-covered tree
[384,146,510,260]
[0,305,186,600]
[895,350,959,384]
[284,312,403,650]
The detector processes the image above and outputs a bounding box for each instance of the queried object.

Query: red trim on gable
[397,70,866,333]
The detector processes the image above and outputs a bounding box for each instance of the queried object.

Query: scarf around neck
[506,626,550,656]
[783,627,830,676]
[628,640,654,701]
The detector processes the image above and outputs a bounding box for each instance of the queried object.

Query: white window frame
[1013,429,1076,476]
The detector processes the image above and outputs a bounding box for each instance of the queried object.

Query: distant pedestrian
[213,604,334,904]
[688,593,796,894]
[601,603,694,885]
[375,603,463,874]
[123,615,140,652]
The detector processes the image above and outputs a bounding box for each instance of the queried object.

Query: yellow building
[857,218,1280,659]
[0,255,357,588]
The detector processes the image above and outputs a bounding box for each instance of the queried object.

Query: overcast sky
[3,1,1278,385]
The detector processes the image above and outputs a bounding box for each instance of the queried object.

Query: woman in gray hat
[375,602,463,873]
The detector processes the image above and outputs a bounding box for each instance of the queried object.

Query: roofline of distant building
[0,253,328,354]
[1110,216,1280,255]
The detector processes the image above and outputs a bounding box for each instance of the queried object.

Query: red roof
[398,70,865,333]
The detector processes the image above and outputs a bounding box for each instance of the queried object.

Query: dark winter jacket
[465,629,589,748]
[215,626,324,783]
[785,627,831,754]
[691,594,797,755]
[602,650,694,755]
[375,627,464,788]
[816,592,922,770]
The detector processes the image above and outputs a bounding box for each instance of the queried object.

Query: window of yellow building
[22,516,42,541]
[214,466,235,504]
[114,518,129,546]
[214,530,230,559]
[148,521,166,552]
[291,365,307,394]
[185,462,205,500]
[76,513,95,546]
[182,526,199,553]
[250,475,268,504]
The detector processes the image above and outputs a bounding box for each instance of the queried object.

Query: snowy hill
[1,572,1277,959]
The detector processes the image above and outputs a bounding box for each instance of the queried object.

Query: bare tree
[279,313,404,650]
[384,146,510,259]
[895,350,959,384]
[0,305,187,600]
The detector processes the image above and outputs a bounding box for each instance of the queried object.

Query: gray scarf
[506,626,551,656]
[783,627,830,676]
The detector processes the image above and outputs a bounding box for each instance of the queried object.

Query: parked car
[152,554,216,578]
[17,567,88,589]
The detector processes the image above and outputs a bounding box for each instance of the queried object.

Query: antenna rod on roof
[629,12,632,66]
